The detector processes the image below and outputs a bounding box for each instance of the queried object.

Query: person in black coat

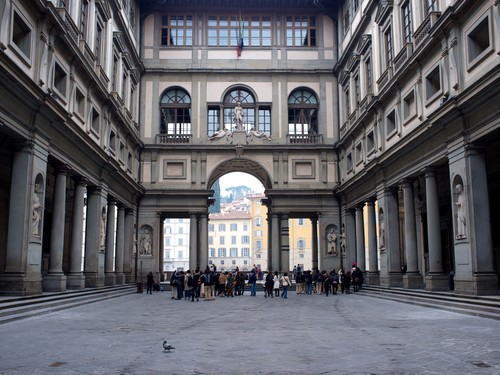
[146,272,154,294]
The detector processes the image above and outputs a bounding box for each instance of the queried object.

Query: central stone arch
[207,158,272,191]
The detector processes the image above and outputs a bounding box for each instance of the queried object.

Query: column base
[403,272,424,289]
[380,272,403,288]
[0,273,43,295]
[42,273,67,292]
[84,272,105,288]
[365,272,380,286]
[115,273,125,285]
[66,273,86,290]
[124,272,134,284]
[455,273,499,296]
[424,273,449,291]
[105,273,116,286]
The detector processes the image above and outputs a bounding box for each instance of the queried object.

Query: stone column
[460,147,498,294]
[189,214,198,270]
[311,217,318,271]
[271,214,280,273]
[424,169,447,290]
[280,214,290,273]
[123,210,134,283]
[381,189,403,287]
[402,180,423,288]
[199,213,209,271]
[1,141,47,295]
[114,205,125,284]
[366,199,379,285]
[355,204,366,271]
[105,200,116,286]
[345,209,356,271]
[43,167,69,292]
[84,188,106,288]
[67,178,87,289]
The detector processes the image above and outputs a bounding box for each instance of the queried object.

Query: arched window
[288,88,318,136]
[207,88,271,136]
[160,88,191,135]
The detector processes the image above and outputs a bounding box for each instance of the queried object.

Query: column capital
[355,203,365,211]
[401,177,415,188]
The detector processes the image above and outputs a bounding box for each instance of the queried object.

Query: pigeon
[163,340,175,352]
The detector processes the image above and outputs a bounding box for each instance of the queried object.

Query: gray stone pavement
[1,289,500,375]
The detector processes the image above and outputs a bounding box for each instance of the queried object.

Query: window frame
[465,10,493,71]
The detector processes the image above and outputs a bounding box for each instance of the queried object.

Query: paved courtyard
[0,289,499,375]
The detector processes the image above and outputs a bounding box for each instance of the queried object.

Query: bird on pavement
[163,340,175,352]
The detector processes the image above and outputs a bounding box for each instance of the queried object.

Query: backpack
[187,275,194,287]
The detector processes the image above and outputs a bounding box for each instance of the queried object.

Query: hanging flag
[237,13,244,57]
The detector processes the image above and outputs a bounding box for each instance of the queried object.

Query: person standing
[273,271,280,297]
[248,268,257,296]
[146,272,154,295]
[280,272,291,299]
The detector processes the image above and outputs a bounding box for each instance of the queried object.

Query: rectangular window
[386,109,396,136]
[354,74,360,106]
[80,0,88,38]
[178,238,183,246]
[365,57,372,93]
[255,217,262,227]
[207,107,220,136]
[255,240,262,250]
[466,15,492,69]
[12,11,32,59]
[242,248,250,257]
[209,248,215,257]
[355,142,363,164]
[231,236,237,245]
[298,218,304,225]
[219,223,226,231]
[112,54,119,92]
[297,239,305,250]
[402,1,412,43]
[219,236,225,245]
[177,251,183,259]
[127,152,132,171]
[207,15,238,47]
[241,235,250,244]
[285,16,316,47]
[161,15,193,46]
[366,131,375,154]
[208,236,213,245]
[255,230,262,237]
[346,152,353,172]
[230,223,238,231]
[384,27,393,68]
[75,88,85,118]
[91,107,100,134]
[425,65,441,102]
[209,224,214,232]
[258,107,271,135]
[343,85,350,117]
[403,90,416,121]
[218,248,226,257]
[53,62,67,97]
[230,248,238,257]
[95,20,103,65]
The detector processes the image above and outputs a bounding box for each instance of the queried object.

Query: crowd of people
[154,262,365,301]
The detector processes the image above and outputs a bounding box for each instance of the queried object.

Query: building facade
[334,0,500,294]
[0,0,498,296]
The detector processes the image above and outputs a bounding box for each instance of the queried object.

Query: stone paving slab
[0,290,499,375]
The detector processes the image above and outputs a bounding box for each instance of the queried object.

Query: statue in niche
[140,231,152,255]
[32,185,43,237]
[379,212,385,251]
[327,227,337,255]
[100,209,106,251]
[455,184,467,239]
[339,223,346,258]
[233,101,244,130]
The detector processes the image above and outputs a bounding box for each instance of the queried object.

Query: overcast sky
[219,172,264,195]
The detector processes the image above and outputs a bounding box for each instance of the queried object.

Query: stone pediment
[375,0,393,25]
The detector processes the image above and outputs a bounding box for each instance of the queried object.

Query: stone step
[0,285,136,325]
[359,286,500,320]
